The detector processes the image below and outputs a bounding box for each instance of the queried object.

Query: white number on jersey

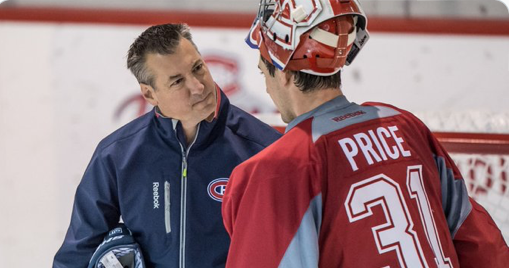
[345,165,452,268]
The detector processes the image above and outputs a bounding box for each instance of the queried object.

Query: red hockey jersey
[223,95,509,267]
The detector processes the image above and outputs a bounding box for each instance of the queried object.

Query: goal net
[435,132,509,243]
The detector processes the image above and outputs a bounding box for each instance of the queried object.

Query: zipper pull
[182,154,188,179]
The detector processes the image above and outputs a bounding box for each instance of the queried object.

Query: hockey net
[435,132,509,243]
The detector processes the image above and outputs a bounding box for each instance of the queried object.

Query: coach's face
[141,38,217,125]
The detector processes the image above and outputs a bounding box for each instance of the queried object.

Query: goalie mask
[88,224,145,268]
[246,0,369,75]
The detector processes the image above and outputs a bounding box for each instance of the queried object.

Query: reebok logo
[331,110,366,122]
[153,182,160,209]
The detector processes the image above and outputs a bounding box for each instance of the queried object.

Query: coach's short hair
[127,23,198,89]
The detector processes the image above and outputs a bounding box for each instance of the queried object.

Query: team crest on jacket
[207,178,228,202]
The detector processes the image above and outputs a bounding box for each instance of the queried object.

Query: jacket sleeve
[430,132,509,267]
[53,149,120,268]
[223,155,322,268]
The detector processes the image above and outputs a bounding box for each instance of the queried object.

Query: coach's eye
[171,78,183,87]
[194,63,204,72]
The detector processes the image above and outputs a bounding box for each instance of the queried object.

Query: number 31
[345,165,453,268]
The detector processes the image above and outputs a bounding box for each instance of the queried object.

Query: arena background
[0,0,508,266]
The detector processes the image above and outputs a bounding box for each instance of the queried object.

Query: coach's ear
[140,83,158,106]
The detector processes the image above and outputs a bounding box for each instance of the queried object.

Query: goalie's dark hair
[260,56,342,93]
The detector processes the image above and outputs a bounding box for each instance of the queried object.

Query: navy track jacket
[53,88,282,267]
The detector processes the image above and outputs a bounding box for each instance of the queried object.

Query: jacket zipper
[177,124,200,268]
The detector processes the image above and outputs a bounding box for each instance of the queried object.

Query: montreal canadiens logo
[207,178,229,202]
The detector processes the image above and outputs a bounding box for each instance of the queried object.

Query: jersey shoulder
[235,118,316,174]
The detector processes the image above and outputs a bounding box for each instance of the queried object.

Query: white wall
[0,22,59,266]
[0,21,508,266]
[344,32,509,132]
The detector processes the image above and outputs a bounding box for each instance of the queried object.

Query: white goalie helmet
[246,0,369,76]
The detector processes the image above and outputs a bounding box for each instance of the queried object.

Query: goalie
[222,0,509,267]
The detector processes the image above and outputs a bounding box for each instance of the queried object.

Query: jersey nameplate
[338,125,411,171]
